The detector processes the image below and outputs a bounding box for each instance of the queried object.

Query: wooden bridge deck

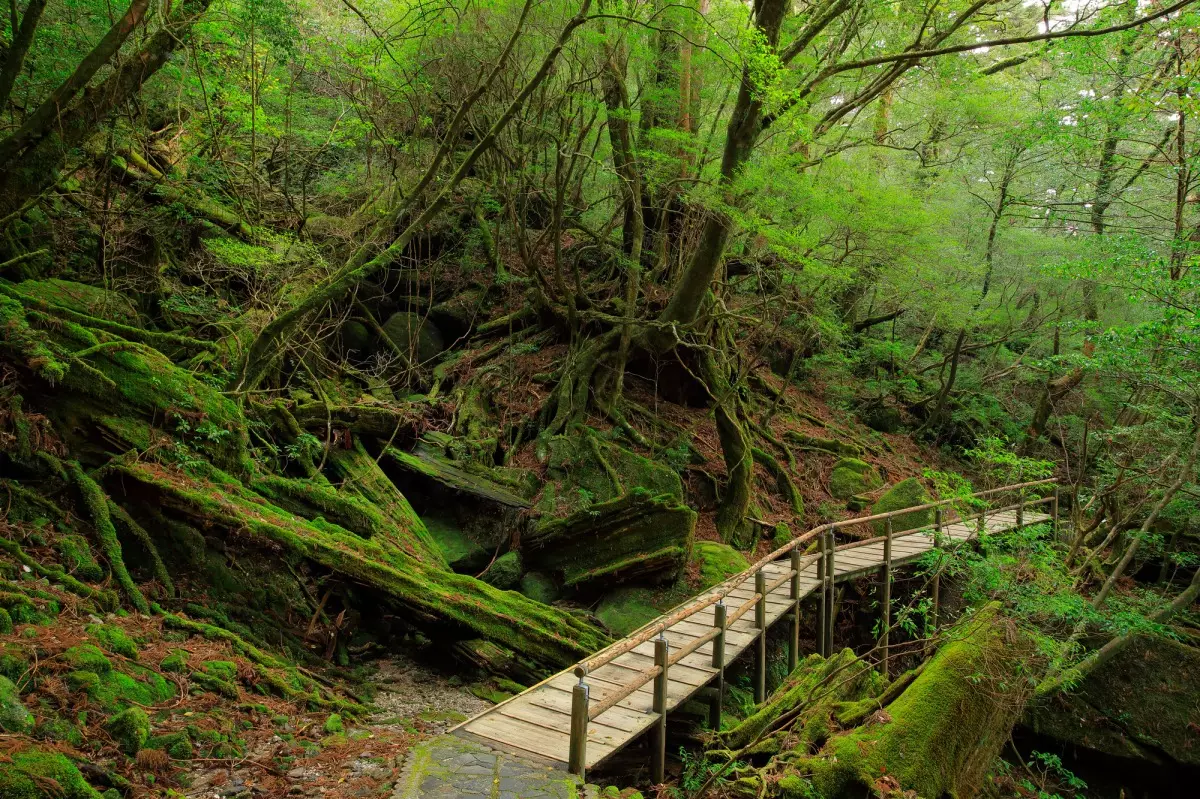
[453,507,1050,770]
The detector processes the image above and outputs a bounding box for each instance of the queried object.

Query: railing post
[816,532,828,657]
[824,528,836,656]
[977,504,986,536]
[789,545,801,673]
[569,666,589,778]
[934,506,943,541]
[880,518,892,679]
[754,568,767,703]
[710,601,726,730]
[1016,487,1025,528]
[930,569,940,647]
[652,632,669,784]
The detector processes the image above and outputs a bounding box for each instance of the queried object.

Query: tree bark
[0,0,47,112]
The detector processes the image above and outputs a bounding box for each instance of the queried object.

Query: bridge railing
[566,477,1058,777]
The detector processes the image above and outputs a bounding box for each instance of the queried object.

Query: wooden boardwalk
[453,490,1055,774]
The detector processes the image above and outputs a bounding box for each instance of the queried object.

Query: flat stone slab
[394,736,581,799]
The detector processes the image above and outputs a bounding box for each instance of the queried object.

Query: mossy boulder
[63,644,112,673]
[525,490,696,592]
[159,649,189,673]
[85,623,139,659]
[518,572,560,605]
[0,675,34,733]
[694,542,749,590]
[870,477,934,534]
[595,588,661,636]
[16,279,138,324]
[481,551,522,589]
[339,319,374,356]
[425,518,490,573]
[828,458,882,500]
[381,311,445,363]
[106,706,150,754]
[0,748,103,799]
[66,663,174,709]
[324,713,344,734]
[147,730,193,759]
[57,535,104,581]
[1026,635,1200,767]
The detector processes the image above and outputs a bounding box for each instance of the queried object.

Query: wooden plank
[463,713,613,766]
[537,683,653,723]
[498,703,630,749]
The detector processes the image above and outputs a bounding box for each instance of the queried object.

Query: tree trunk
[0,0,47,112]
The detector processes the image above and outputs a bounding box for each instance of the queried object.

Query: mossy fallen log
[384,443,533,508]
[121,461,609,675]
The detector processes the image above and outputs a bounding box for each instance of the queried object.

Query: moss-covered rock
[381,311,445,363]
[537,432,684,518]
[106,706,150,754]
[159,649,189,673]
[425,518,491,573]
[870,477,934,534]
[85,623,139,659]
[518,572,560,605]
[481,551,522,589]
[57,535,105,581]
[190,661,240,698]
[63,644,112,673]
[0,675,34,733]
[339,319,374,356]
[1026,635,1200,767]
[525,490,696,592]
[146,730,193,759]
[595,588,661,636]
[0,748,103,799]
[694,541,749,590]
[0,608,12,635]
[35,715,83,747]
[66,663,174,709]
[324,713,344,734]
[828,458,882,500]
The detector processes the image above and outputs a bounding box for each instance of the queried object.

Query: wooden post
[789,545,801,672]
[569,667,589,777]
[977,505,986,536]
[880,518,892,679]
[710,601,726,730]
[1016,488,1025,527]
[816,533,827,657]
[934,506,943,541]
[930,570,940,640]
[754,568,766,703]
[652,633,669,784]
[824,528,836,656]
[1051,486,1060,537]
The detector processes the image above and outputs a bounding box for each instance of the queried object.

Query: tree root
[751,447,803,514]
[66,461,150,613]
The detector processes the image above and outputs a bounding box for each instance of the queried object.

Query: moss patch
[694,541,749,590]
[595,588,662,636]
[0,674,34,733]
[85,623,139,659]
[828,458,882,500]
[0,747,103,799]
[106,706,151,754]
[870,477,934,534]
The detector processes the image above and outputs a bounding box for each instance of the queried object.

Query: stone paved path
[393,735,582,799]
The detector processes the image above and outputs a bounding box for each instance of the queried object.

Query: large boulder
[525,490,696,592]
[1025,635,1200,767]
[694,541,749,590]
[595,587,662,636]
[381,311,445,363]
[870,477,934,534]
[536,432,683,516]
[829,458,883,500]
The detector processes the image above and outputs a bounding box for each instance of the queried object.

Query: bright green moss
[518,571,560,604]
[0,608,12,635]
[63,645,112,673]
[481,551,522,589]
[694,541,749,589]
[0,675,33,733]
[323,713,344,734]
[66,664,174,709]
[57,535,105,581]
[15,279,138,324]
[595,588,661,636]
[146,731,193,759]
[829,458,883,500]
[84,624,139,659]
[190,670,238,699]
[106,706,150,754]
[35,715,83,747]
[159,649,189,673]
[201,660,238,683]
[0,748,103,799]
[0,592,39,625]
[870,477,934,534]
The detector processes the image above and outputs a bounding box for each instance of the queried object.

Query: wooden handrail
[573,478,1056,677]
[588,665,661,719]
[667,627,719,666]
